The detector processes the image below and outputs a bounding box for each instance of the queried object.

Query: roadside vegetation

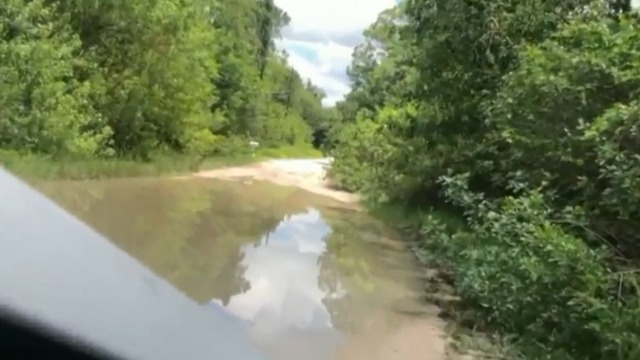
[326,0,640,359]
[0,0,330,180]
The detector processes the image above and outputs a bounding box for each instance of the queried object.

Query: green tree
[0,0,108,156]
[1,0,331,160]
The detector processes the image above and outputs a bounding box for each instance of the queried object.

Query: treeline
[0,0,331,160]
[328,0,640,358]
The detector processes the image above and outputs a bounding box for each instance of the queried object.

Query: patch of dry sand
[190,158,359,203]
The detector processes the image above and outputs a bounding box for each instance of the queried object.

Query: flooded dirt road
[38,171,453,360]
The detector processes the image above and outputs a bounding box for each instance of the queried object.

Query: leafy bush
[418,174,640,359]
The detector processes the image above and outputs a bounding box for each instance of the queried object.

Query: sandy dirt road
[190,158,359,203]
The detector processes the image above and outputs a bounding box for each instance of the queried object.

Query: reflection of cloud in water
[210,208,345,359]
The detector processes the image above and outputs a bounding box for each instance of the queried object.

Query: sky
[273,0,397,106]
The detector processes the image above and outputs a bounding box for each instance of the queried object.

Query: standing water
[38,177,449,360]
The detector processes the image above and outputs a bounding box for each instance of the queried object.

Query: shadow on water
[37,177,446,360]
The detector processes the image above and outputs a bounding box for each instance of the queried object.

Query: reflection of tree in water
[195,183,329,303]
[146,180,303,302]
[206,217,299,305]
[43,177,323,303]
[45,176,403,321]
[207,248,251,305]
[317,206,422,337]
[316,209,380,333]
[318,246,355,332]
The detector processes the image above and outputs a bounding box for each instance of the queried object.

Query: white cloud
[276,39,351,105]
[274,0,396,105]
[213,209,338,333]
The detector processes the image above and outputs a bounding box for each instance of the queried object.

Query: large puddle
[38,177,448,360]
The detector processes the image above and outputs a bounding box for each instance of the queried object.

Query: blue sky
[274,0,397,105]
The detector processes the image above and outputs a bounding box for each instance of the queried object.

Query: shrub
[417,174,640,359]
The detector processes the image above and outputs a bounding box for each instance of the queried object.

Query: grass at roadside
[0,144,324,181]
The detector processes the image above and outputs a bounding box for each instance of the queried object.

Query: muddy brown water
[37,177,449,360]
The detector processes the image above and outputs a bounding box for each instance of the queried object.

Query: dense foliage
[0,0,330,160]
[329,0,640,358]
